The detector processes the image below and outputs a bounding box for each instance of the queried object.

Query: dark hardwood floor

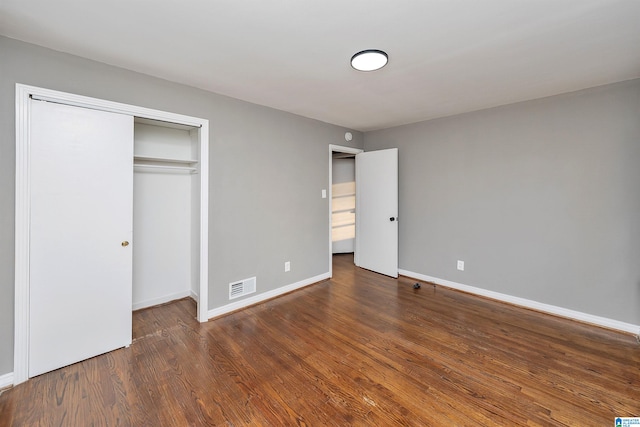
[1,254,638,426]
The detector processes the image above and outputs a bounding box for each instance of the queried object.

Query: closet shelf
[134,164,198,173]
[134,155,198,165]
[332,193,356,199]
[133,155,199,173]
[332,208,356,214]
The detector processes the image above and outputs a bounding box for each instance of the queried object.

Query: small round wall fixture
[345,132,353,142]
[351,49,388,72]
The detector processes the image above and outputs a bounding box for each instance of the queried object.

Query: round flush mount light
[351,49,388,72]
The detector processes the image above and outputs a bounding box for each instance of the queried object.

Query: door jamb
[14,84,210,385]
[328,144,363,277]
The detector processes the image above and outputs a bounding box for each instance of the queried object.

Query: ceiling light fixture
[350,49,388,72]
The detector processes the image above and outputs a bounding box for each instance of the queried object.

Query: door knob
[121,241,129,247]
[390,217,396,222]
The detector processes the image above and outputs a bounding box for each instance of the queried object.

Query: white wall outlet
[457,260,465,271]
[321,189,327,199]
[284,261,291,272]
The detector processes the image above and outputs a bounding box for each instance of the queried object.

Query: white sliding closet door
[29,100,134,377]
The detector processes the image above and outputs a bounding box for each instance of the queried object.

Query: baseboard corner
[132,290,192,311]
[0,372,14,390]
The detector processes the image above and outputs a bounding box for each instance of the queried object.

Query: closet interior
[132,118,201,310]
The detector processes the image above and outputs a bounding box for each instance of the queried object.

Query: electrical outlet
[457,260,464,271]
[284,261,291,272]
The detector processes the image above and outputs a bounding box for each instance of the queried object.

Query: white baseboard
[132,290,193,310]
[399,269,640,335]
[190,289,199,303]
[0,372,14,389]
[208,272,330,319]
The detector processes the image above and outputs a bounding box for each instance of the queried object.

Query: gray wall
[0,36,363,376]
[365,79,640,326]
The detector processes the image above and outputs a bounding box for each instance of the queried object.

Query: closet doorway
[14,84,210,385]
[329,145,362,277]
[328,145,399,279]
[133,118,201,311]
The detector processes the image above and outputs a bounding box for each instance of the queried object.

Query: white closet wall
[133,120,200,309]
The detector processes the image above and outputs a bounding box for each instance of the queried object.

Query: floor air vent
[229,277,256,300]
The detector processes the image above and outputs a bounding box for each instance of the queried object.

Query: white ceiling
[2,0,640,131]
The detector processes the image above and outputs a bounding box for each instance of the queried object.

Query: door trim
[14,84,210,385]
[328,144,363,277]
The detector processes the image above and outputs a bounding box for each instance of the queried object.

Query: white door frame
[328,144,363,277]
[14,84,210,385]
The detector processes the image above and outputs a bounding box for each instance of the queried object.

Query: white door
[355,148,398,277]
[29,100,134,377]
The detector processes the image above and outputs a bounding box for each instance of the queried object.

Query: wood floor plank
[1,253,638,426]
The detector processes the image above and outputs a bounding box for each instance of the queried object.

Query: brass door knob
[121,241,129,247]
